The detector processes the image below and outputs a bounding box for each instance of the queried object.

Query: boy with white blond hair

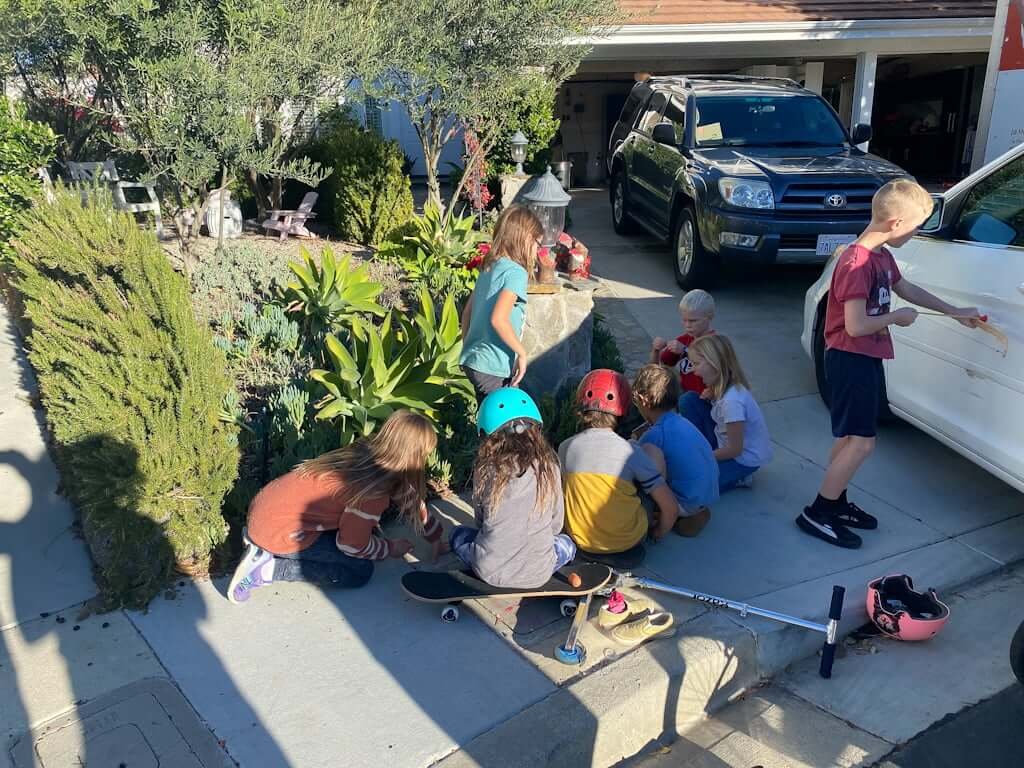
[798,179,982,549]
[651,289,717,432]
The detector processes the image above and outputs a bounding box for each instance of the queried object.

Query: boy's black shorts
[825,348,884,438]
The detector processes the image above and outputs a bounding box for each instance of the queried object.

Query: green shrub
[0,98,56,260]
[592,315,625,372]
[12,190,239,607]
[486,79,560,180]
[309,112,413,247]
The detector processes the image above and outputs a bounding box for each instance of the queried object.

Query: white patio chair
[261,191,318,241]
[68,159,164,238]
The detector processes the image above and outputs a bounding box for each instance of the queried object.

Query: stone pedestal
[500,174,530,207]
[521,281,594,399]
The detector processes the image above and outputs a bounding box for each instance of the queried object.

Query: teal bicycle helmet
[477,388,543,435]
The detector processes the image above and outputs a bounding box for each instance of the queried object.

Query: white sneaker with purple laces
[228,532,275,604]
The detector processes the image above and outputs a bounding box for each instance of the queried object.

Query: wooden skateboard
[401,563,612,623]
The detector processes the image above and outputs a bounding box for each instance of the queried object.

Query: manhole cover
[9,678,232,768]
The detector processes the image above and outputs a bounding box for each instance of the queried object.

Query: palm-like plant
[281,247,386,338]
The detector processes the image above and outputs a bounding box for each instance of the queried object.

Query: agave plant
[309,286,473,444]
[281,247,386,338]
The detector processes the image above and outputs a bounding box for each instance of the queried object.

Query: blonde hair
[297,410,437,519]
[872,179,933,222]
[679,289,716,317]
[632,364,680,413]
[485,205,543,276]
[688,334,751,401]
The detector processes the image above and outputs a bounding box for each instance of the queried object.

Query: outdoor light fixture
[510,130,528,176]
[522,166,571,247]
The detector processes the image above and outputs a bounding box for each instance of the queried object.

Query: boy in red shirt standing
[797,180,981,549]
[652,289,716,435]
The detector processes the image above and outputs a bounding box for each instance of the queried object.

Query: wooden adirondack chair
[262,191,318,241]
[68,159,164,238]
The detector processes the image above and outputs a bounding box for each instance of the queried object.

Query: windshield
[693,95,847,148]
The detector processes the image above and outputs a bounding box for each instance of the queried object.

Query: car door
[886,151,1024,486]
[647,95,688,233]
[629,91,668,219]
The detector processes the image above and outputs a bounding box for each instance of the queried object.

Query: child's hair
[485,204,543,276]
[297,410,437,519]
[472,420,559,516]
[679,289,715,317]
[688,334,751,401]
[578,409,618,430]
[872,179,933,222]
[632,364,680,413]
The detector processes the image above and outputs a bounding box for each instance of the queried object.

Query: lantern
[510,130,529,176]
[522,166,571,247]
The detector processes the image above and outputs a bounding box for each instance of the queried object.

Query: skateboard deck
[402,563,612,603]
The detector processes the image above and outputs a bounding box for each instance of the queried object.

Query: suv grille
[777,182,877,218]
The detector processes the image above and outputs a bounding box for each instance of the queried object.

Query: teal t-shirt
[460,258,529,377]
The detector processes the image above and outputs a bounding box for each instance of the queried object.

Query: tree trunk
[247,168,272,221]
[271,176,284,212]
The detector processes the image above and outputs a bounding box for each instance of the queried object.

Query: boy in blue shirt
[632,364,719,537]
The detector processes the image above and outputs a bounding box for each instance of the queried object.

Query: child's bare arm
[460,292,474,339]
[649,484,680,540]
[893,279,981,327]
[713,421,745,461]
[843,298,918,337]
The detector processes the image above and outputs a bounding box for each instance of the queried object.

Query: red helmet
[866,574,949,642]
[576,369,631,417]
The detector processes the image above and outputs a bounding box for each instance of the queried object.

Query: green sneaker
[597,596,653,631]
[610,611,676,645]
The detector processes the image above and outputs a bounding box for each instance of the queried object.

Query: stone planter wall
[521,283,594,399]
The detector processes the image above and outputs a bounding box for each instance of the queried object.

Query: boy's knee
[848,436,876,458]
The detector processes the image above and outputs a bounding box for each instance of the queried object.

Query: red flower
[465,254,484,271]
[477,242,491,256]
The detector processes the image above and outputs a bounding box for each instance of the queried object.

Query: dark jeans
[461,365,510,404]
[679,390,757,493]
[271,533,374,589]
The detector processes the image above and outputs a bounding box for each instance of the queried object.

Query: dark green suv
[608,75,909,288]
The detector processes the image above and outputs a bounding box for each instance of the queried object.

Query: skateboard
[402,564,612,665]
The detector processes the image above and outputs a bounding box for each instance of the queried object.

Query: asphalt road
[872,684,1024,768]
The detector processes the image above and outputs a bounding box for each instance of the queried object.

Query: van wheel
[673,207,719,289]
[813,300,894,422]
[611,172,637,235]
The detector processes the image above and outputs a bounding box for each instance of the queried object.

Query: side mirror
[652,122,678,146]
[851,123,872,145]
[920,194,944,233]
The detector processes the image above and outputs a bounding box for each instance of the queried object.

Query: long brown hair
[472,421,559,517]
[688,334,751,401]
[298,410,437,519]
[484,204,543,276]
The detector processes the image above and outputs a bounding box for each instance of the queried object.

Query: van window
[617,87,649,131]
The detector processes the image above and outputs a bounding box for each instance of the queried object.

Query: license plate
[816,234,856,257]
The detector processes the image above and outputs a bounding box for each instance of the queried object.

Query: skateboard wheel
[560,599,578,617]
[441,605,460,623]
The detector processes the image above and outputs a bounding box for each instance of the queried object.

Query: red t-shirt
[659,333,706,394]
[825,244,902,360]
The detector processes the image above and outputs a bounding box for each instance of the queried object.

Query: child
[228,411,446,603]
[560,369,682,564]
[449,388,577,589]
[798,179,980,549]
[460,205,543,401]
[686,335,774,492]
[632,364,720,537]
[651,289,716,426]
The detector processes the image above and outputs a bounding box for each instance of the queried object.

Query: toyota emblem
[824,193,847,208]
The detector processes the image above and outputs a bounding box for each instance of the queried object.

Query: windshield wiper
[742,141,844,147]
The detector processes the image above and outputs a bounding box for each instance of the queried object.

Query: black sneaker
[796,506,862,549]
[834,501,878,530]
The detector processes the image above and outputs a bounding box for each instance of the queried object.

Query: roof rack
[649,74,803,89]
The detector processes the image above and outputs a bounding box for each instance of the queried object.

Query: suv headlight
[718,178,774,209]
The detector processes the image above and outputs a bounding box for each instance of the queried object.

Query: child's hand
[511,354,528,386]
[652,336,667,351]
[699,388,712,401]
[431,537,449,563]
[954,307,982,328]
[892,307,919,327]
[388,538,414,558]
[666,339,684,355]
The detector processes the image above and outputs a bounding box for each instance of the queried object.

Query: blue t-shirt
[640,411,719,510]
[460,258,529,378]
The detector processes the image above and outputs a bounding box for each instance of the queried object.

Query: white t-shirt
[711,386,774,468]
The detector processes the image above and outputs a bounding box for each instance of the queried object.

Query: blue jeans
[449,525,577,574]
[271,533,374,589]
[680,391,759,493]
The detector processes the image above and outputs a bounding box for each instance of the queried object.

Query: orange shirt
[246,469,441,558]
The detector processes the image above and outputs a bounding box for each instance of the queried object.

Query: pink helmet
[866,574,949,641]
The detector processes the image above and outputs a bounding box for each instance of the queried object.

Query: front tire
[672,206,719,290]
[1011,619,1024,685]
[611,172,637,235]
